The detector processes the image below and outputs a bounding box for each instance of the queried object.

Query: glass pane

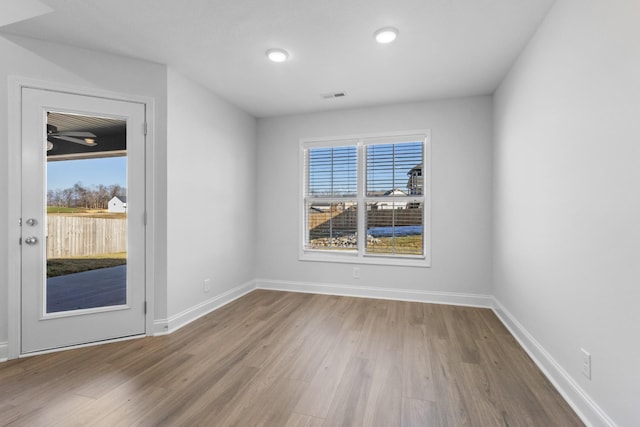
[366,203,423,255]
[307,146,357,197]
[366,142,423,196]
[45,112,128,313]
[306,202,357,250]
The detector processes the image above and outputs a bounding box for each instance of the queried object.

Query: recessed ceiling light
[374,27,399,44]
[266,48,289,62]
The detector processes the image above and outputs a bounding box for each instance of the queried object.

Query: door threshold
[19,334,146,359]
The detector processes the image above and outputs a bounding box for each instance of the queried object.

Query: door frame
[7,77,156,359]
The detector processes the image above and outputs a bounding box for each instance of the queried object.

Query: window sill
[299,250,431,268]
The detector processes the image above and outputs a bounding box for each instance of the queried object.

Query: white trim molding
[299,130,432,268]
[152,319,170,336]
[0,342,8,362]
[160,280,256,335]
[492,298,616,427]
[16,335,145,360]
[153,279,492,334]
[256,278,493,308]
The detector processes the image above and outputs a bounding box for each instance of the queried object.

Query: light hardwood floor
[0,290,583,426]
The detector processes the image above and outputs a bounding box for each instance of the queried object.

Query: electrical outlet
[203,278,211,293]
[581,348,591,379]
[353,267,360,279]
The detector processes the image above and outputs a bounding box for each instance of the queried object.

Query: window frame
[299,130,431,267]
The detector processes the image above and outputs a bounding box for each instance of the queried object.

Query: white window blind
[366,142,423,196]
[307,146,357,197]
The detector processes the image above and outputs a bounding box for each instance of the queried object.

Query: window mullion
[357,141,365,256]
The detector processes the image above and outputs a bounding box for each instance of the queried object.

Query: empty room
[0,0,638,425]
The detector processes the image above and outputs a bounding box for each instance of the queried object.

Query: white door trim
[7,77,156,359]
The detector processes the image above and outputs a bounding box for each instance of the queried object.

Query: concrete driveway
[46,265,127,313]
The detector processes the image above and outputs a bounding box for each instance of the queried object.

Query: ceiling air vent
[321,91,347,99]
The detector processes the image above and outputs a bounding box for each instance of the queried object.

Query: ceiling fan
[46,123,98,151]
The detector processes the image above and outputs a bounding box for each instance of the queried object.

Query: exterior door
[21,87,146,354]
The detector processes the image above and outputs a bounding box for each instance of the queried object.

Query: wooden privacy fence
[308,209,357,231]
[365,208,423,226]
[47,216,127,258]
[309,208,423,238]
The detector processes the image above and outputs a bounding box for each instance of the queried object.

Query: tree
[108,184,124,200]
[47,182,126,209]
[96,184,109,209]
[73,182,89,208]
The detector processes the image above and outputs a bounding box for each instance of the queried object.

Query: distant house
[309,201,354,213]
[406,164,423,208]
[383,188,408,197]
[108,195,127,213]
[370,189,408,210]
[407,163,423,195]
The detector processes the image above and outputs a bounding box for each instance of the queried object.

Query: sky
[47,157,127,191]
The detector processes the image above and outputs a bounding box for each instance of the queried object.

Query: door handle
[24,236,38,245]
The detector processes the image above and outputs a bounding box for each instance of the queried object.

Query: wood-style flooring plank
[284,412,325,427]
[401,398,438,427]
[361,349,404,427]
[293,328,361,418]
[0,290,584,427]
[322,356,375,426]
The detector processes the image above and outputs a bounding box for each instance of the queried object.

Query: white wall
[255,97,493,299]
[0,34,169,357]
[165,69,257,326]
[493,0,640,425]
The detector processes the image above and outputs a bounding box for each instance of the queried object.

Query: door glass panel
[45,112,128,314]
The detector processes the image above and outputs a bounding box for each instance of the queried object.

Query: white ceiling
[1,0,556,118]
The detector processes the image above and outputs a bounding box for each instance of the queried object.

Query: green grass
[367,235,423,255]
[47,206,89,214]
[47,207,126,219]
[47,252,127,277]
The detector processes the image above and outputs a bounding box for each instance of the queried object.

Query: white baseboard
[152,319,170,336]
[151,279,491,335]
[160,280,256,335]
[0,342,7,362]
[491,298,616,427]
[256,278,493,308]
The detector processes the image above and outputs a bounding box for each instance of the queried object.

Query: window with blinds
[365,141,423,256]
[301,131,430,267]
[305,145,358,251]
